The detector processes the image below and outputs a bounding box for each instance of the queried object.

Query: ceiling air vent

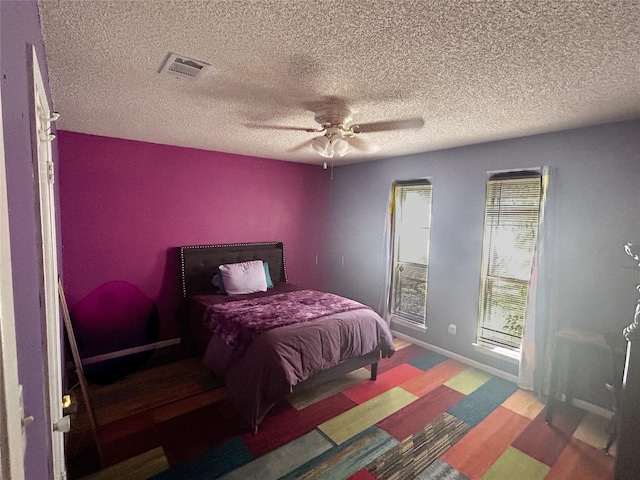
[159,53,210,79]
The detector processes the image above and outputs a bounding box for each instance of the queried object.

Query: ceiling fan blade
[287,138,315,152]
[351,116,424,133]
[348,135,379,153]
[244,122,321,133]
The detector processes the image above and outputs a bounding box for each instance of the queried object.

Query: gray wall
[1,1,58,478]
[328,120,640,407]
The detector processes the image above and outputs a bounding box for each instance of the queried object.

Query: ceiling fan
[245,99,424,161]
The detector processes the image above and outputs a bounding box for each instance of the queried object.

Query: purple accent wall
[1,1,56,478]
[57,131,330,340]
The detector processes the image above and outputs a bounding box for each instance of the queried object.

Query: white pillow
[218,260,267,295]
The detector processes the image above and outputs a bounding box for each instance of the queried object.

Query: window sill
[472,343,520,365]
[391,316,427,332]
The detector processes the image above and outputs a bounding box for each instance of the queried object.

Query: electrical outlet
[448,324,457,335]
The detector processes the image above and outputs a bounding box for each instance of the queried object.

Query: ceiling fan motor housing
[314,105,353,130]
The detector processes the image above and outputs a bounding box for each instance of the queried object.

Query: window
[390,181,433,327]
[477,172,541,352]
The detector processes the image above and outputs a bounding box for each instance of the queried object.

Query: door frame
[0,63,27,480]
[28,44,66,479]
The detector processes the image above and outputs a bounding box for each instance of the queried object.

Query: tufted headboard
[179,242,287,297]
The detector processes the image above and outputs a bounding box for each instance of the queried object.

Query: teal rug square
[149,437,252,480]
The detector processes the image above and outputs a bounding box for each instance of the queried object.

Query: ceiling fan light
[332,136,350,157]
[312,135,333,158]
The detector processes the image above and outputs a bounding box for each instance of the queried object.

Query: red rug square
[342,363,424,404]
[377,385,464,441]
[511,403,583,466]
[401,359,468,398]
[372,343,425,374]
[242,393,357,457]
[348,469,378,479]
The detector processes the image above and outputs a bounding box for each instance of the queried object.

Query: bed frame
[178,241,379,381]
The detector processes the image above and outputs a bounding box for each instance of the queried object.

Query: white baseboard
[81,338,182,365]
[392,330,519,383]
[561,395,614,419]
[391,330,614,419]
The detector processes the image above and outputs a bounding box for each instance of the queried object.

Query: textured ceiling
[38,0,640,165]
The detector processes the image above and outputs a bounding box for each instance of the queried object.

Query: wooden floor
[66,353,223,479]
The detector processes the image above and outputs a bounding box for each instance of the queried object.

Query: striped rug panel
[377,385,465,441]
[511,403,583,466]
[280,426,397,480]
[401,359,468,398]
[444,368,491,395]
[342,363,424,404]
[364,412,472,480]
[416,459,470,480]
[441,406,530,479]
[318,387,417,445]
[479,446,549,480]
[243,392,357,457]
[447,377,519,427]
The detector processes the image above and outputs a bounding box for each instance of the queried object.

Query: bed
[179,241,395,431]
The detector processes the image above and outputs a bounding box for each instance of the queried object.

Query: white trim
[392,331,614,419]
[30,45,65,480]
[0,66,27,480]
[472,343,520,365]
[565,395,613,420]
[81,338,181,365]
[391,330,519,383]
[391,317,427,333]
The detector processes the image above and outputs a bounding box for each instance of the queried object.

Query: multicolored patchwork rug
[141,344,613,480]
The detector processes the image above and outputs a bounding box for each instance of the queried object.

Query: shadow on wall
[70,280,159,384]
[155,246,184,340]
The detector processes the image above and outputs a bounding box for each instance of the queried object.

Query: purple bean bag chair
[71,281,159,384]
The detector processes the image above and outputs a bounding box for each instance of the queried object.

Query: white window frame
[389,180,433,329]
[476,170,541,357]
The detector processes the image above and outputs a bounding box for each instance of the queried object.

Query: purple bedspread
[201,289,395,432]
[204,289,374,352]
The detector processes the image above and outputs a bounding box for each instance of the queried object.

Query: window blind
[478,174,541,350]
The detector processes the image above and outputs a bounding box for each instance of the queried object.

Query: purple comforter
[204,289,376,352]
[201,289,395,431]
